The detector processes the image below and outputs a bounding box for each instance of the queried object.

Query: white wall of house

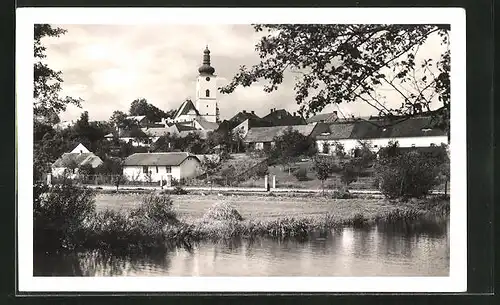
[179,156,202,179]
[233,120,250,138]
[123,165,181,182]
[316,135,448,155]
[123,157,201,182]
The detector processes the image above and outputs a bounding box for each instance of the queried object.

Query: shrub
[376,150,441,199]
[203,202,243,221]
[171,185,188,195]
[330,189,354,199]
[254,164,269,178]
[131,192,178,227]
[293,167,309,181]
[33,182,96,252]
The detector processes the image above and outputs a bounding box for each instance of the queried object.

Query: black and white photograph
[16,7,467,292]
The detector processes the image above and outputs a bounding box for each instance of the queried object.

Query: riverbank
[93,193,449,244]
[34,184,450,255]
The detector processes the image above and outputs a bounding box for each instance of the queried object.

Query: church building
[172,46,220,125]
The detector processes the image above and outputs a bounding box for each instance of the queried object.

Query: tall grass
[35,183,450,255]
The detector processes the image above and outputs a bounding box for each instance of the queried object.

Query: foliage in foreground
[34,183,450,255]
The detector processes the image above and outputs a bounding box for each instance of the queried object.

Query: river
[34,220,449,277]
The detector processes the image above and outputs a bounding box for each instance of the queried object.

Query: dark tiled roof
[262,109,306,126]
[244,124,318,143]
[173,100,200,119]
[123,152,200,166]
[314,116,447,140]
[315,122,356,140]
[306,112,338,124]
[52,153,103,168]
[386,117,445,138]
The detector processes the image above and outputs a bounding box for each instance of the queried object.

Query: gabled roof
[174,100,200,119]
[244,124,318,143]
[123,152,199,166]
[194,117,219,130]
[53,153,103,168]
[306,112,338,124]
[70,143,90,154]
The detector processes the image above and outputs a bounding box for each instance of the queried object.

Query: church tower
[195,46,219,123]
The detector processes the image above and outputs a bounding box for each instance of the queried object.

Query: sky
[42,24,446,122]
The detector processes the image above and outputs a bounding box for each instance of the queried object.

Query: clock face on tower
[206,77,211,81]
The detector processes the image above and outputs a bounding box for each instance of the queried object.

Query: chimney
[251,111,255,115]
[243,110,246,113]
[293,112,296,117]
[333,111,338,116]
[270,108,273,113]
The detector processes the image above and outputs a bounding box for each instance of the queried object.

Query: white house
[315,117,449,155]
[122,152,202,182]
[51,144,103,178]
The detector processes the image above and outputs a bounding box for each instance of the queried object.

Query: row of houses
[244,115,448,154]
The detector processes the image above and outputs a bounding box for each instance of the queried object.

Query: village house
[243,123,320,150]
[315,116,449,155]
[51,143,103,178]
[122,152,202,182]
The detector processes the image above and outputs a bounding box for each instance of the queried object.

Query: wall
[316,136,448,155]
[123,165,181,182]
[195,75,217,123]
[122,157,201,182]
[179,156,202,179]
[233,119,250,138]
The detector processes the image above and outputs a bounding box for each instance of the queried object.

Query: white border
[16,7,467,293]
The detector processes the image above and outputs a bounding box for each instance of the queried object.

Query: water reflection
[34,222,449,277]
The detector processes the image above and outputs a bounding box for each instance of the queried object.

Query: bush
[131,192,178,227]
[203,202,243,221]
[293,167,309,181]
[376,150,441,199]
[34,182,96,252]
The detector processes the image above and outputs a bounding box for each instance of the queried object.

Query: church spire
[198,45,215,75]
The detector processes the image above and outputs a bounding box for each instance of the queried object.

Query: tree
[333,142,346,158]
[375,145,445,199]
[34,24,82,121]
[221,24,450,133]
[129,98,169,122]
[269,127,316,173]
[201,155,222,181]
[109,110,129,129]
[313,156,334,194]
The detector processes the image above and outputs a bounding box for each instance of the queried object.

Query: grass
[93,192,449,244]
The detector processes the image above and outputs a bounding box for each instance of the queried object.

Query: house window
[155,166,159,173]
[205,89,210,97]
[165,166,172,173]
[142,166,148,173]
